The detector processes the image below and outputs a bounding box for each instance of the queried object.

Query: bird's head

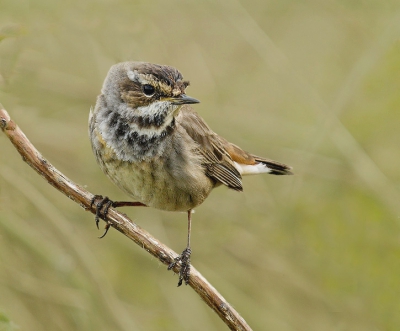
[101,62,199,127]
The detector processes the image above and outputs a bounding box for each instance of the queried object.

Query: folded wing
[177,106,292,192]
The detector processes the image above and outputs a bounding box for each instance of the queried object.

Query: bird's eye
[142,84,155,96]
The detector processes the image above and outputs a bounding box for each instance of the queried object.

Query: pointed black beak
[170,94,200,105]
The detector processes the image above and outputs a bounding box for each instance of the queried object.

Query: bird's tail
[253,156,293,176]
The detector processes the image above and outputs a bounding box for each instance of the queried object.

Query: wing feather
[176,106,293,189]
[177,106,243,191]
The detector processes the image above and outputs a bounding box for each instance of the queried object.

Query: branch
[0,107,252,331]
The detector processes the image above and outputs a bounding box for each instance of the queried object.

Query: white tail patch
[233,162,272,176]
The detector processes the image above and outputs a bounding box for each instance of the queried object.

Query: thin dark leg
[90,195,147,238]
[111,201,147,208]
[186,210,191,248]
[168,210,192,287]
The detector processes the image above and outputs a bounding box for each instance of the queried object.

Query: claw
[99,223,111,239]
[98,199,113,239]
[90,195,103,229]
[91,195,112,236]
[168,247,192,286]
[90,195,147,238]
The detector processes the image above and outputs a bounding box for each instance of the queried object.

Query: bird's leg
[168,210,192,286]
[90,195,146,238]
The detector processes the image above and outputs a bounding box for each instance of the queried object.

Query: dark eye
[142,84,155,96]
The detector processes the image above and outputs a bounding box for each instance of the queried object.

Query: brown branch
[0,107,252,331]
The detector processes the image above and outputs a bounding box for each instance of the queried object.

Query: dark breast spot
[116,121,129,138]
[108,112,119,128]
[132,113,167,129]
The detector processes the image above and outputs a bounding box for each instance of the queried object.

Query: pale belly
[95,145,214,212]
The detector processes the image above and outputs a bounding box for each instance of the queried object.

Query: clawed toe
[90,196,147,238]
[90,195,113,238]
[168,247,192,286]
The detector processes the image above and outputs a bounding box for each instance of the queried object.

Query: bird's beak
[170,94,200,105]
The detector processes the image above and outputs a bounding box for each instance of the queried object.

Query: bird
[89,61,293,286]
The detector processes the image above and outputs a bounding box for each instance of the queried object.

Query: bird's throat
[97,99,177,162]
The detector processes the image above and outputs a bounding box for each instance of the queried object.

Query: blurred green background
[1,0,400,330]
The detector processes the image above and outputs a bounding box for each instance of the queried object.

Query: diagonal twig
[0,107,252,331]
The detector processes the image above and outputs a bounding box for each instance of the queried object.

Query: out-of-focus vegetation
[1,0,400,330]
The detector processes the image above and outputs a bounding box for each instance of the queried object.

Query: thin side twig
[0,107,252,331]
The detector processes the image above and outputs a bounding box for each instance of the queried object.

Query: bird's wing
[177,106,293,182]
[177,106,243,191]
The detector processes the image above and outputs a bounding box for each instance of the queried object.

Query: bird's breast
[90,115,214,211]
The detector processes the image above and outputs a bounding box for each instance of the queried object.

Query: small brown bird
[89,62,292,286]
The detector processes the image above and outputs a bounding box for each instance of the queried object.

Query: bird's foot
[168,247,192,287]
[90,196,147,238]
[90,195,113,238]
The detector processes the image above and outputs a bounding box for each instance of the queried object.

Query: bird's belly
[100,156,213,212]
